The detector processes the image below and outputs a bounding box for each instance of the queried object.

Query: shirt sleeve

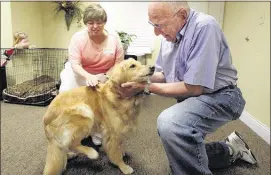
[115,35,124,64]
[184,21,221,89]
[155,42,163,72]
[68,33,82,65]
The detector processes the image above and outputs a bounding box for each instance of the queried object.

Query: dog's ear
[108,63,126,84]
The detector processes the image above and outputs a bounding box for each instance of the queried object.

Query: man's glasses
[148,9,180,29]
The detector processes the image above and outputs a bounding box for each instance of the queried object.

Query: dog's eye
[130,64,136,68]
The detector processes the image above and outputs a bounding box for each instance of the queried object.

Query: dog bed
[2,75,56,106]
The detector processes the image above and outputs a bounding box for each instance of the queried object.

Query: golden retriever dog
[43,58,155,175]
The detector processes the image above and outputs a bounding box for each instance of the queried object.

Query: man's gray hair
[166,1,190,13]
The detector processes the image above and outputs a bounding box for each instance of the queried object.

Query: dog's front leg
[120,140,126,157]
[104,136,133,174]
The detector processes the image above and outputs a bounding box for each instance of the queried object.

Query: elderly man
[120,2,257,175]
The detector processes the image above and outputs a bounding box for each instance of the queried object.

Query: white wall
[223,2,270,127]
[100,2,154,56]
[1,2,13,48]
[208,2,225,29]
[100,2,151,32]
[189,2,209,13]
[42,2,78,48]
[10,2,44,48]
[189,2,225,28]
[1,2,225,60]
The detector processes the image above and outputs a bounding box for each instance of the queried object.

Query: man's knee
[157,110,171,138]
[157,107,204,142]
[157,109,186,139]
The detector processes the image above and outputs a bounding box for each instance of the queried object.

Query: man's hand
[118,82,145,98]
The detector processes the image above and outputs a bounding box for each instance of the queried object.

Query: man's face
[148,3,186,42]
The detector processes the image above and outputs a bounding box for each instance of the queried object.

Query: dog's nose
[149,66,155,72]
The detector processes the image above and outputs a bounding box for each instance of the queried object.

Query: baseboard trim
[239,111,270,145]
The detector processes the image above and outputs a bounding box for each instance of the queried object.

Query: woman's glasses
[87,21,105,27]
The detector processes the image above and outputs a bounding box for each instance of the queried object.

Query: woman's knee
[59,68,82,92]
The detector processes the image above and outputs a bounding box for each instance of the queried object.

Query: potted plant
[53,1,83,31]
[117,31,136,54]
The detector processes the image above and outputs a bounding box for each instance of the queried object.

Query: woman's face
[86,20,105,37]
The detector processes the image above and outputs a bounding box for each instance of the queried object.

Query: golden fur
[43,58,154,175]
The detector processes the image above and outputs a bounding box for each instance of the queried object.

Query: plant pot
[122,43,128,54]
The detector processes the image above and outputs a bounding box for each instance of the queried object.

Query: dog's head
[109,58,155,85]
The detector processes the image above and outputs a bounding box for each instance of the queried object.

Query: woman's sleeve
[68,33,82,65]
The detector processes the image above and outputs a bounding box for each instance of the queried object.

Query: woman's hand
[118,82,145,98]
[85,74,99,87]
[96,73,108,83]
[85,73,108,87]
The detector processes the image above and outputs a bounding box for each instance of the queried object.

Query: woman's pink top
[69,28,124,74]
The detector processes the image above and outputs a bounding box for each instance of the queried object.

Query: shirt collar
[179,8,194,37]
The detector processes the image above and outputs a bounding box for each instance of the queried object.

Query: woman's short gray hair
[83,3,107,24]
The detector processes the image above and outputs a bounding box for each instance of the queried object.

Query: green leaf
[116,30,137,46]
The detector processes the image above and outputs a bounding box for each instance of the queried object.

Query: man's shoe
[225,131,257,164]
[91,133,102,146]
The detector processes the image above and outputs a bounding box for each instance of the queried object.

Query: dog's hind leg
[70,137,99,160]
[73,145,99,159]
[64,104,99,160]
[43,141,67,175]
[66,127,99,160]
[67,151,78,160]
[104,136,133,174]
[68,123,99,159]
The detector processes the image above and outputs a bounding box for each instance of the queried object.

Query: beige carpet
[1,95,270,175]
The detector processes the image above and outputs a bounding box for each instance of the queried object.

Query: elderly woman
[59,3,124,145]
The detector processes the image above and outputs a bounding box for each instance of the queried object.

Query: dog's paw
[87,149,99,160]
[120,165,134,174]
[67,152,78,160]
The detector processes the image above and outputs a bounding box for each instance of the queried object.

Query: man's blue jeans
[157,85,246,175]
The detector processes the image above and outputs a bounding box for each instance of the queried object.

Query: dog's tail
[43,141,67,175]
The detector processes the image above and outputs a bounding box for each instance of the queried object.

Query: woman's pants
[59,62,86,93]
